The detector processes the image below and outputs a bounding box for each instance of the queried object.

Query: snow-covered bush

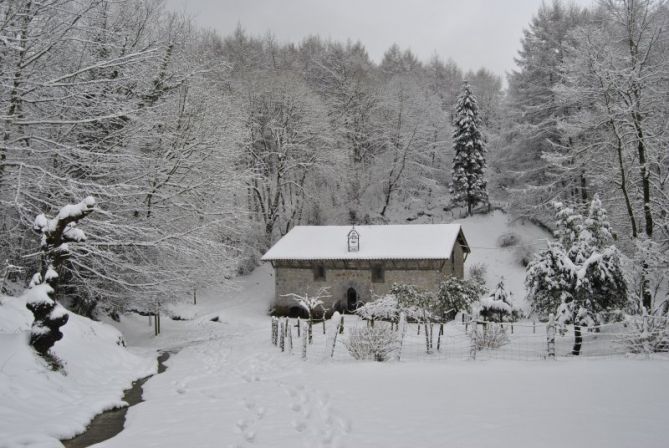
[344,325,399,361]
[388,283,435,322]
[435,277,487,321]
[478,278,522,322]
[497,232,519,248]
[356,295,401,322]
[617,315,669,354]
[470,323,509,350]
[468,263,487,286]
[283,289,330,320]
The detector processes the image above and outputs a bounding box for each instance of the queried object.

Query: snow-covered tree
[26,197,96,355]
[435,277,487,321]
[526,197,628,354]
[450,82,488,216]
[479,278,522,322]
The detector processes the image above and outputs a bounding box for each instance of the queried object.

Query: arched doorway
[347,287,358,312]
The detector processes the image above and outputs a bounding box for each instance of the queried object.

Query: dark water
[61,351,171,448]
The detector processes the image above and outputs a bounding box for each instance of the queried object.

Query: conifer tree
[526,196,628,355]
[451,82,488,216]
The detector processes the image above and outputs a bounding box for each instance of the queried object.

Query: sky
[165,0,594,79]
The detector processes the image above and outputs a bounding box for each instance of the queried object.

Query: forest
[1,0,667,318]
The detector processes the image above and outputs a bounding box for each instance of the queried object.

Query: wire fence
[270,314,669,362]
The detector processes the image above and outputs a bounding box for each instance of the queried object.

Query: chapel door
[347,287,358,312]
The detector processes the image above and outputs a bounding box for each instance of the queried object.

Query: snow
[0,295,156,447]
[82,263,669,448]
[262,224,465,260]
[4,212,668,448]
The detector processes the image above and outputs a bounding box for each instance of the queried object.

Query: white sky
[165,0,594,78]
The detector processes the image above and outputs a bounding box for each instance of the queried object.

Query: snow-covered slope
[454,211,551,310]
[0,294,156,448]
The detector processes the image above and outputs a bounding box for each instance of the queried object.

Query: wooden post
[271,317,278,345]
[437,323,444,351]
[308,319,313,344]
[287,322,293,353]
[296,317,301,337]
[193,288,197,305]
[302,325,308,360]
[417,323,421,335]
[279,320,285,352]
[322,318,326,335]
[511,324,514,334]
[339,316,344,334]
[547,313,556,359]
[330,314,342,358]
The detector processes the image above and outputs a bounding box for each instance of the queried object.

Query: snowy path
[96,265,669,448]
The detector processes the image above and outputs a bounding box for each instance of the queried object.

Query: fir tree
[451,82,488,216]
[526,196,628,355]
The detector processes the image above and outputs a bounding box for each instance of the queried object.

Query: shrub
[617,315,669,354]
[470,323,509,350]
[468,263,487,286]
[344,326,399,361]
[435,277,487,321]
[497,232,520,248]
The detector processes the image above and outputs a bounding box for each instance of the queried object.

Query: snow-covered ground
[0,295,155,448]
[92,263,669,448]
[3,212,668,448]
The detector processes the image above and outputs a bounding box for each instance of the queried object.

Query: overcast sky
[165,0,593,78]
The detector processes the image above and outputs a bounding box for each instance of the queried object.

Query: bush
[470,323,509,350]
[344,326,399,361]
[497,232,520,248]
[468,263,487,286]
[436,277,487,321]
[617,315,669,354]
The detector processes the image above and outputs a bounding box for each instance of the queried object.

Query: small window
[313,265,326,281]
[371,266,384,283]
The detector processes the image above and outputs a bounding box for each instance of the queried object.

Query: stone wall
[271,246,467,316]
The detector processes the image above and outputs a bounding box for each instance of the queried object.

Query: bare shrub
[470,323,509,350]
[468,263,487,286]
[344,326,399,361]
[616,315,669,354]
[497,232,520,248]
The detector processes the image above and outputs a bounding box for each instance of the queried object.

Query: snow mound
[0,294,156,448]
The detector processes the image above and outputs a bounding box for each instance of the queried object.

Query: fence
[270,314,669,362]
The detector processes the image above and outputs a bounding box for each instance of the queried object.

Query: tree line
[0,0,502,316]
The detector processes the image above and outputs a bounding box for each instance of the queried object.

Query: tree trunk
[572,325,582,356]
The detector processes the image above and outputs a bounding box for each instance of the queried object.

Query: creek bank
[61,351,171,448]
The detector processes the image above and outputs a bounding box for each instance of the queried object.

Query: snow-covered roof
[262,224,469,261]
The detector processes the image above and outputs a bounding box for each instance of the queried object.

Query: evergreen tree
[526,196,628,354]
[451,82,488,216]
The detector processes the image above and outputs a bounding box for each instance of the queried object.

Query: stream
[60,351,171,448]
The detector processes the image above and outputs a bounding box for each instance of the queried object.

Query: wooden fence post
[287,321,293,353]
[279,320,285,352]
[271,317,278,345]
[308,319,313,344]
[302,325,308,360]
[296,317,301,337]
[330,313,343,358]
[547,313,556,359]
[193,288,197,305]
[339,316,344,334]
